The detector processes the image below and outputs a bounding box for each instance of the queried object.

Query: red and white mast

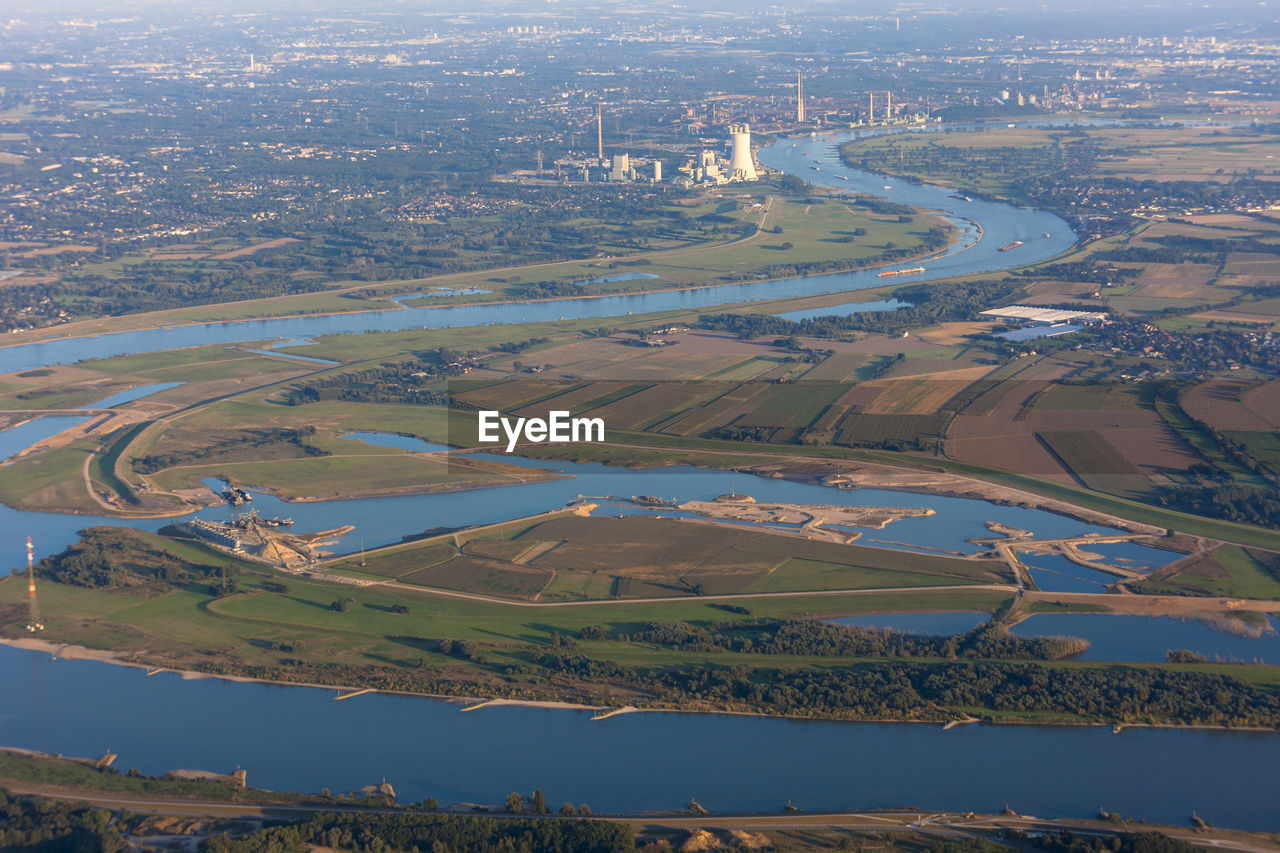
[26,536,43,632]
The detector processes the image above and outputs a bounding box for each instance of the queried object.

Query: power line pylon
[26,536,43,632]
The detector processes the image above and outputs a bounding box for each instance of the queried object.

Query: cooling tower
[728,123,758,182]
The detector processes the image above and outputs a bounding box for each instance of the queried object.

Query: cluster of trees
[489,337,550,354]
[502,789,588,815]
[1167,650,1210,663]
[1017,260,1138,286]
[697,278,1022,340]
[34,527,224,590]
[619,619,1090,661]
[707,425,778,443]
[1018,831,1203,853]
[1103,234,1280,266]
[534,653,1280,726]
[25,258,332,320]
[383,636,483,660]
[209,569,241,598]
[0,788,124,852]
[204,811,632,853]
[517,280,588,299]
[1156,483,1280,530]
[135,427,328,471]
[285,349,472,406]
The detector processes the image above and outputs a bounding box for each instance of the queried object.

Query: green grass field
[1131,545,1280,600]
[0,559,1012,663]
[0,438,101,512]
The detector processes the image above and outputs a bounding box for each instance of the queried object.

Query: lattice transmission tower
[26,536,43,632]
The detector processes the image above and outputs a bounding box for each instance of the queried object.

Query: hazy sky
[0,0,1272,36]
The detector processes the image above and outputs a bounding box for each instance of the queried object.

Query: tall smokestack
[869,92,874,126]
[596,103,603,163]
[886,91,892,120]
[796,72,805,124]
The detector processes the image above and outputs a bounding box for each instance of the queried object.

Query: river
[0,125,1073,375]
[1,129,1278,828]
[4,642,1279,829]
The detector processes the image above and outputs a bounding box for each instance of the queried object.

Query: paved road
[361,579,1018,608]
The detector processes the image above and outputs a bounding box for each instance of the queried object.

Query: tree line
[134,426,328,473]
[614,619,1090,661]
[697,278,1022,340]
[204,811,633,853]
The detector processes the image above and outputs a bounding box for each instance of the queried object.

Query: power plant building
[699,149,722,182]
[610,153,630,181]
[728,123,758,181]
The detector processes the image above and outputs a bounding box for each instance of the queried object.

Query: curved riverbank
[0,129,1075,375]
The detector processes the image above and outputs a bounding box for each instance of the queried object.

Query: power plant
[728,123,758,181]
[556,110,757,186]
[699,148,722,183]
[25,536,42,632]
[610,153,631,181]
[867,91,896,125]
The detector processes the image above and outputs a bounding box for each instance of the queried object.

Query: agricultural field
[841,124,1280,192]
[836,413,948,450]
[862,377,967,415]
[440,373,911,446]
[1181,379,1280,432]
[943,354,1201,492]
[399,557,554,599]
[327,514,1012,601]
[1089,127,1280,182]
[1032,383,1144,412]
[1035,429,1151,496]
[1175,379,1280,479]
